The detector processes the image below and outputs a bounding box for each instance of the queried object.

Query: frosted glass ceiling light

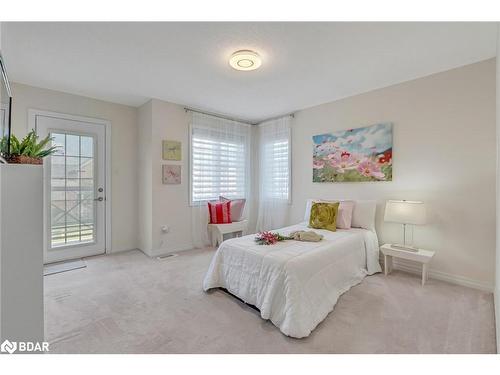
[229,50,262,71]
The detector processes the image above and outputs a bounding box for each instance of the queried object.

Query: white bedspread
[203,222,382,338]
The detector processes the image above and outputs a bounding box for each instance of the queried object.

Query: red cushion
[219,196,246,222]
[208,200,232,224]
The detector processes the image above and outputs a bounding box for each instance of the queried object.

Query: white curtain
[190,112,252,248]
[256,116,292,232]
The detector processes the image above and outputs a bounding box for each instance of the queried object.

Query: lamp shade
[384,200,426,225]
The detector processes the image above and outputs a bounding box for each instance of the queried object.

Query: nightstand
[380,244,435,286]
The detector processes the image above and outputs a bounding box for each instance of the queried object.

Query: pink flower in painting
[313,159,325,169]
[327,151,358,173]
[340,151,363,165]
[351,153,364,166]
[357,160,386,180]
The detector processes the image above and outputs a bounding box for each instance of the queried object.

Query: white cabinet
[0,164,44,343]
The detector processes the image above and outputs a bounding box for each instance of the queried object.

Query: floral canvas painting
[162,164,181,184]
[312,123,392,182]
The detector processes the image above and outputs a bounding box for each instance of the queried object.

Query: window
[262,138,290,201]
[190,113,250,204]
[259,119,291,203]
[255,117,291,231]
[49,132,96,247]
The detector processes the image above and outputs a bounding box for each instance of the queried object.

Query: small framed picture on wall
[162,164,181,184]
[162,140,182,161]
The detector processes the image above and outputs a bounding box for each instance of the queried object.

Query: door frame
[28,109,112,257]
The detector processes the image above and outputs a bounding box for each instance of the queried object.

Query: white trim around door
[28,109,112,262]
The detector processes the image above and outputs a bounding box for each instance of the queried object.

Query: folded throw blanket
[288,230,323,242]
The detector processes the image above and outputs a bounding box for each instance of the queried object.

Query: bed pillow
[309,202,339,232]
[208,200,232,224]
[304,199,354,229]
[350,200,377,230]
[336,200,355,229]
[219,196,246,222]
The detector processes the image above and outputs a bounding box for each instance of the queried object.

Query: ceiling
[2,22,497,123]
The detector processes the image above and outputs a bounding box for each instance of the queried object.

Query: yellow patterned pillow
[309,202,339,232]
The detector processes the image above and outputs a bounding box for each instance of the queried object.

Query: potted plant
[0,130,59,165]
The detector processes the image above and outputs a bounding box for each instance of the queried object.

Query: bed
[203,200,382,338]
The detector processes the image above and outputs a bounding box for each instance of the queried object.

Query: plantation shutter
[190,112,250,204]
[262,137,290,201]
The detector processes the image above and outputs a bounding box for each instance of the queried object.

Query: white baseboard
[144,242,195,258]
[495,288,500,354]
[387,257,494,292]
[109,247,139,254]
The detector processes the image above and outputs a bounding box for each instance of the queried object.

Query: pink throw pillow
[336,201,355,229]
[219,196,246,222]
[207,200,232,224]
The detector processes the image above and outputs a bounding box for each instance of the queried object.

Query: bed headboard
[304,199,377,231]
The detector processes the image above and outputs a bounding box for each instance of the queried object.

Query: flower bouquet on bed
[254,231,291,245]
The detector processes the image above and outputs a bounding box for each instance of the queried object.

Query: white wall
[137,99,193,256]
[151,99,193,254]
[291,59,496,290]
[10,83,139,253]
[138,100,153,254]
[0,19,2,342]
[495,25,500,353]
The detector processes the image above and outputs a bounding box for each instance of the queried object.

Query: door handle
[94,197,104,202]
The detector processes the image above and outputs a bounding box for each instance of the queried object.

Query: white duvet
[203,222,382,338]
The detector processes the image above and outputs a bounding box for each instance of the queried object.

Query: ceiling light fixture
[229,50,262,71]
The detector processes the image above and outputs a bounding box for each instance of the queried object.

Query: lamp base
[390,244,419,252]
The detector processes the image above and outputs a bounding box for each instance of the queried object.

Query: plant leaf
[3,130,59,159]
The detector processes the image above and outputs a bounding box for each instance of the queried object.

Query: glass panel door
[36,113,106,264]
[49,132,96,248]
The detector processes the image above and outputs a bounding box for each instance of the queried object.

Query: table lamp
[384,200,426,252]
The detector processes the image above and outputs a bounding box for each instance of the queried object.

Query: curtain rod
[260,112,295,124]
[184,107,295,125]
[184,107,254,125]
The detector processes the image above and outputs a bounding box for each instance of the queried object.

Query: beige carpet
[44,248,496,354]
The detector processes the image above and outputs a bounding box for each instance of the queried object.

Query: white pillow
[304,199,376,230]
[336,200,355,229]
[351,200,377,230]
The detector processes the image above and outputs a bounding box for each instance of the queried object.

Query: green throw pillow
[309,202,339,232]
